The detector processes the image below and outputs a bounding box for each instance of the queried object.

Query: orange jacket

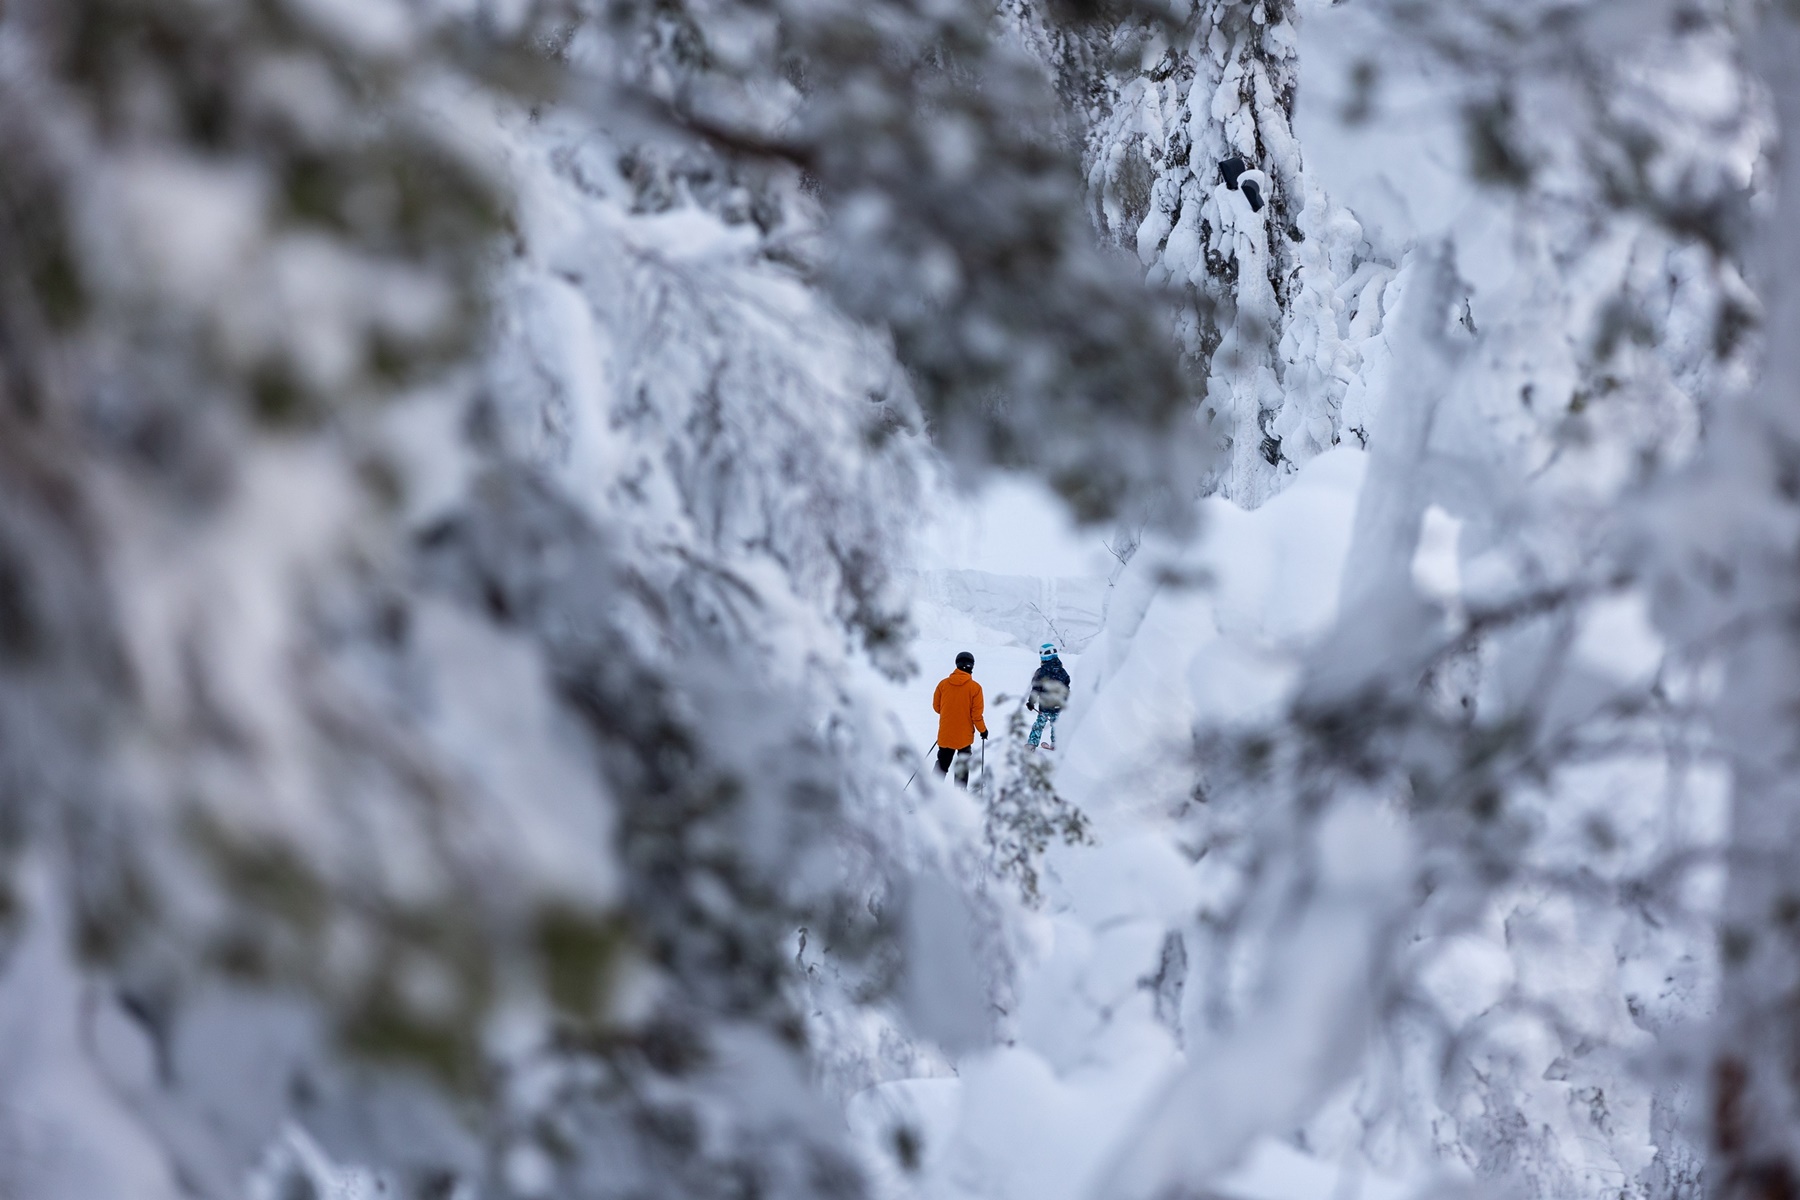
[933,670,987,749]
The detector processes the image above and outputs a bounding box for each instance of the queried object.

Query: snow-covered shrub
[981,701,1093,906]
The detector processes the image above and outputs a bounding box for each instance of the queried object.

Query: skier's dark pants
[936,745,972,787]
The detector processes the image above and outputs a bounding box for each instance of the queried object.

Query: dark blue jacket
[1029,657,1071,713]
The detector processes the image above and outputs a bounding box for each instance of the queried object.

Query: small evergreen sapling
[982,698,1094,906]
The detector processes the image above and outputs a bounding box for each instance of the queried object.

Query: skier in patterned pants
[1026,643,1070,749]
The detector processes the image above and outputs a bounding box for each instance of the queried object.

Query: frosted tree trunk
[1706,10,1800,1200]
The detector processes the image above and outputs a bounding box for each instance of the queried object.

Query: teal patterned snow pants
[1028,709,1059,748]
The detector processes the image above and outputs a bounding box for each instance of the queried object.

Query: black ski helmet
[955,651,975,671]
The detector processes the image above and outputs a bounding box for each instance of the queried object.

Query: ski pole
[903,741,938,792]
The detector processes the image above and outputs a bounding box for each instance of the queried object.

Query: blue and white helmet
[1039,642,1057,661]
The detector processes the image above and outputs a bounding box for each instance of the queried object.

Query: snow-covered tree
[1652,8,1800,1199]
[1083,3,1762,1197]
[1050,0,1367,504]
[0,0,1203,1196]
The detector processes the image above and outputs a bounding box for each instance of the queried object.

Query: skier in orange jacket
[932,651,988,787]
